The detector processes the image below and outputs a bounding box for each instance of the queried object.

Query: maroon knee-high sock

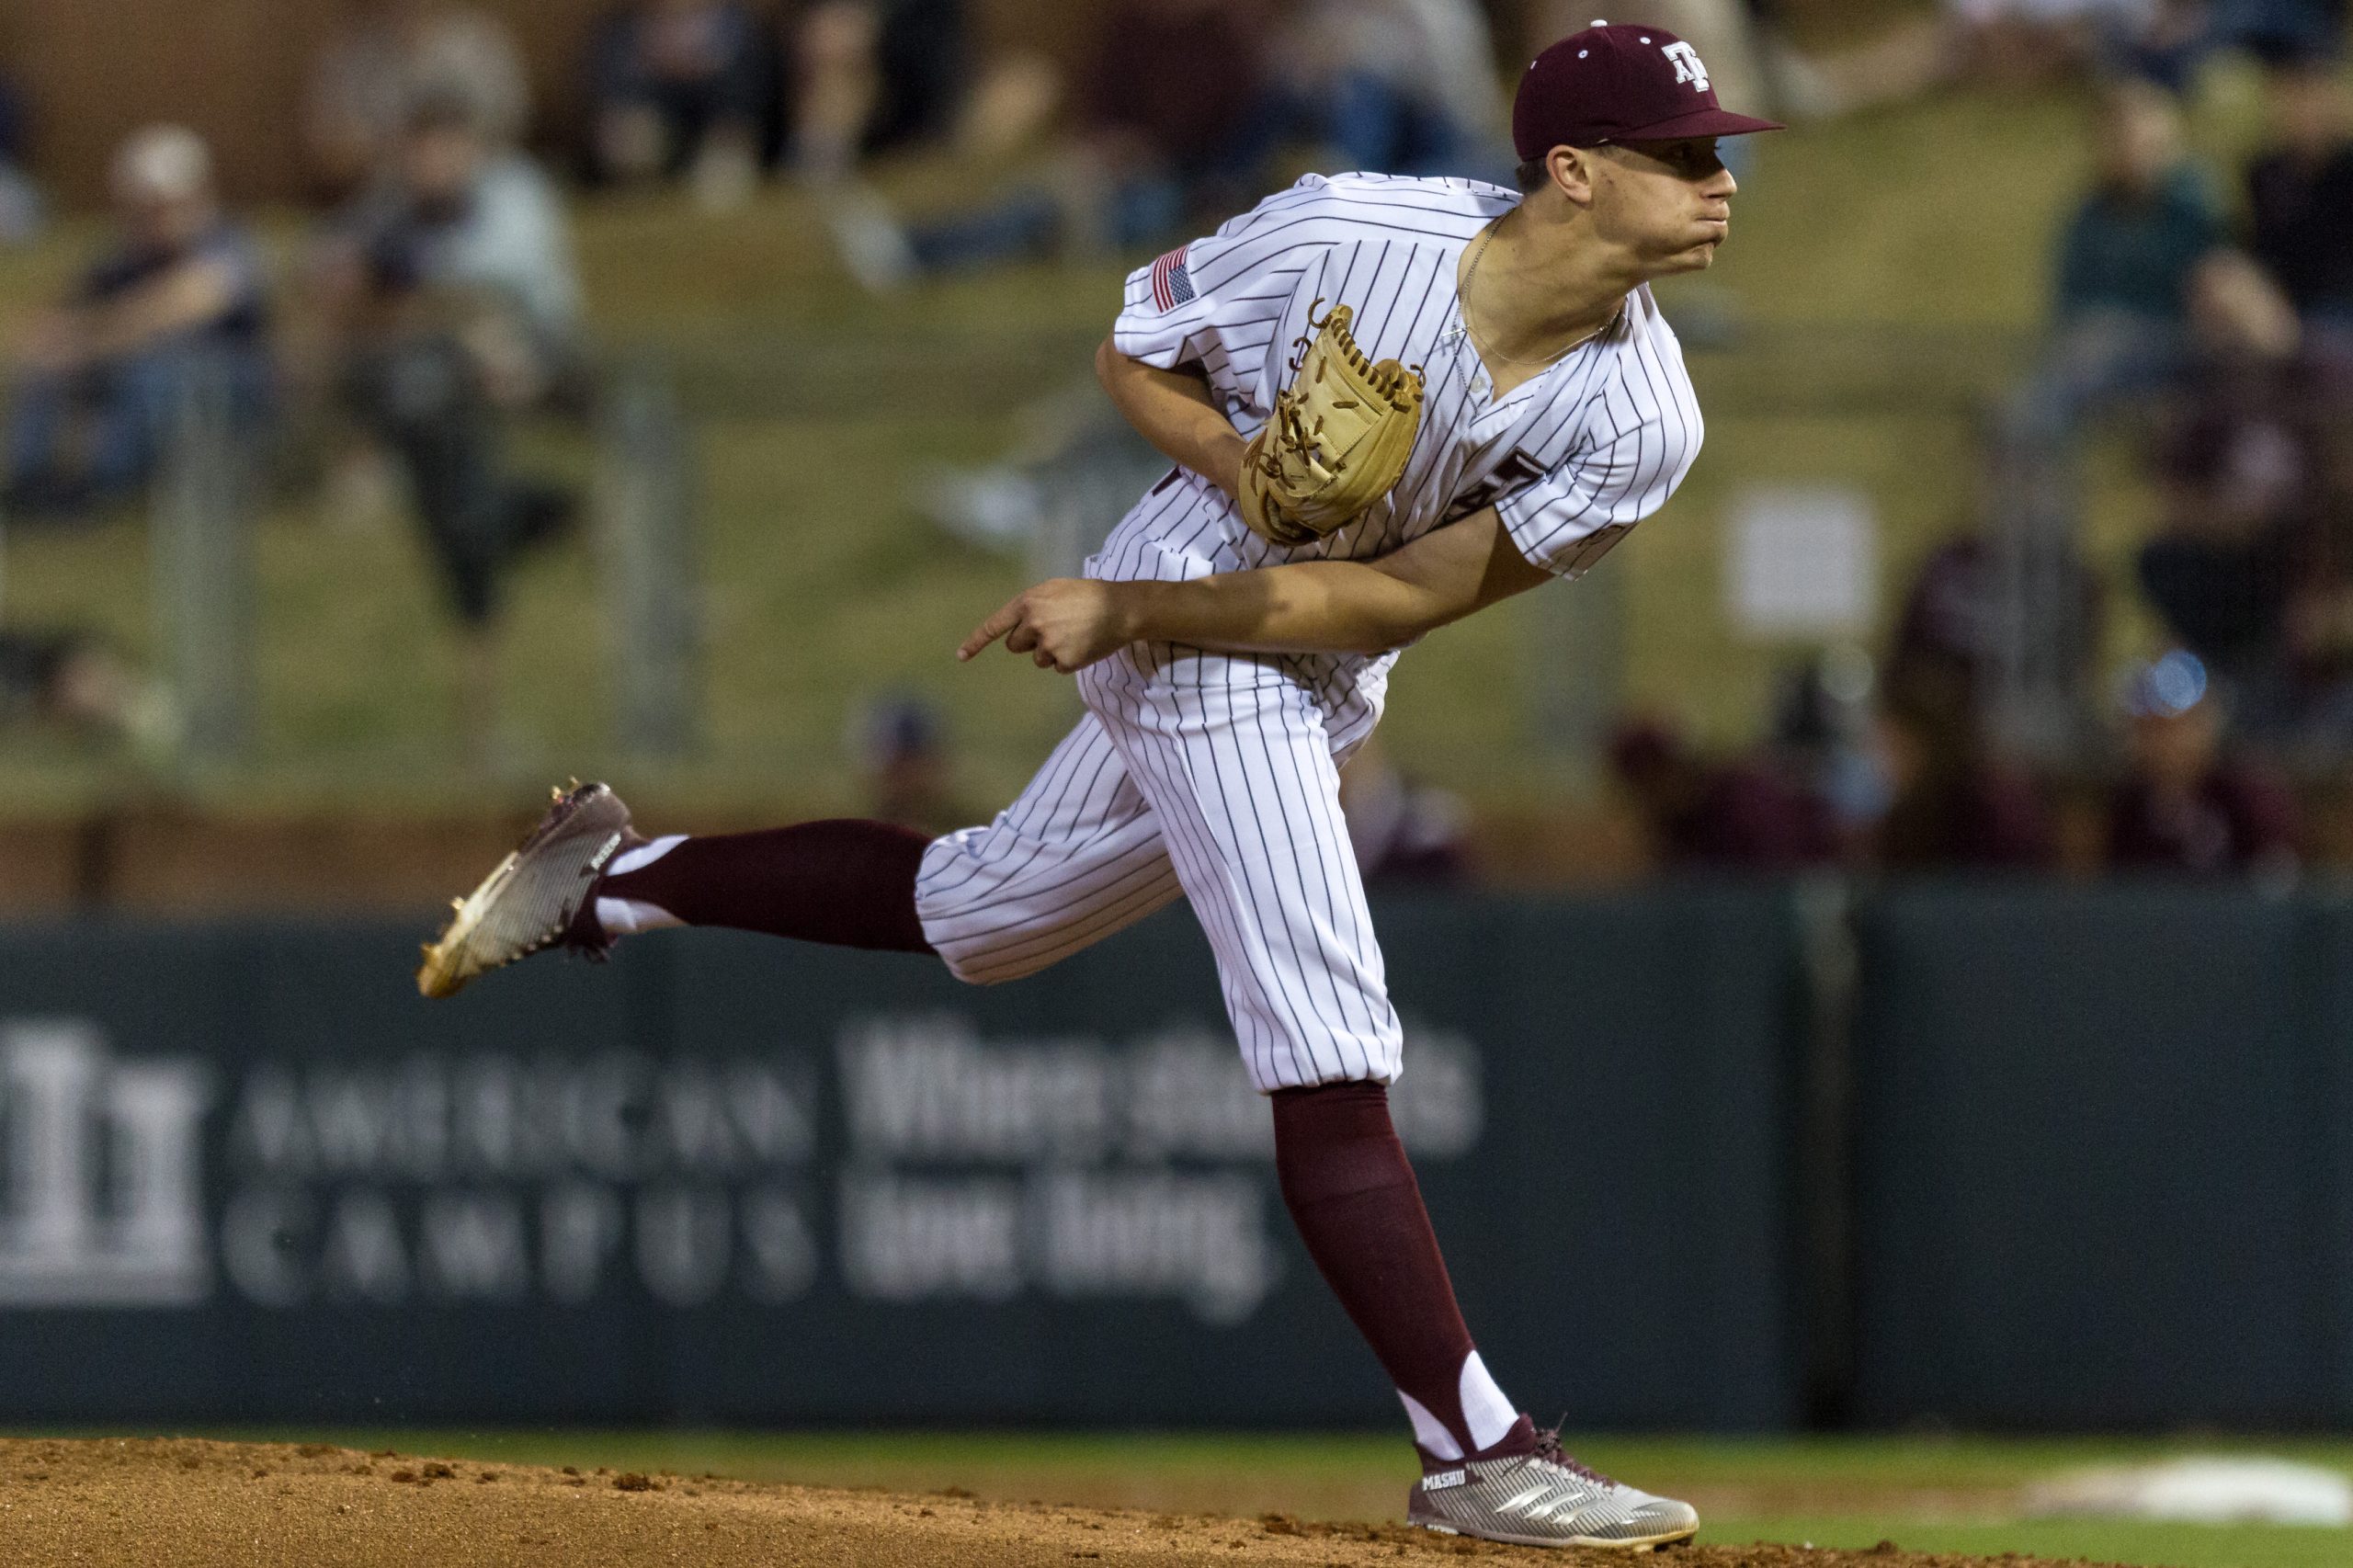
[1272,1081,1529,1462]
[597,821,934,952]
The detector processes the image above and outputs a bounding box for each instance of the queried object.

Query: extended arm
[93,258,244,357]
[30,258,242,370]
[1094,335,1248,500]
[960,506,1554,671]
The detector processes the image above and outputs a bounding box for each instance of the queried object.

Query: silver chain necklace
[1460,222,1618,369]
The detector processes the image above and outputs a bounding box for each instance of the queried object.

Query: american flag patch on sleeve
[1151,245,1194,311]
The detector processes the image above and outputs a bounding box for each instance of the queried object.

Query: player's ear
[1549,145,1601,209]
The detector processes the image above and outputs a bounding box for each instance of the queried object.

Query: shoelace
[1531,1422,1618,1489]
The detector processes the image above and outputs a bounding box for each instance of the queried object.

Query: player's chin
[1658,242,1721,274]
[1680,219,1730,256]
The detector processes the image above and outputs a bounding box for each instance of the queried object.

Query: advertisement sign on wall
[0,895,1802,1428]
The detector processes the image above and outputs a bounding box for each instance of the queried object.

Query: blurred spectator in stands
[1889,536,2003,724]
[2105,648,2302,873]
[2246,41,2353,356]
[790,0,972,181]
[586,0,777,209]
[1936,0,2334,91]
[303,0,529,202]
[825,0,1282,289]
[1943,0,2186,85]
[2000,83,2292,623]
[851,694,982,835]
[2114,1,2230,89]
[0,68,43,246]
[2124,1,2345,87]
[1339,735,1472,886]
[1874,673,2056,871]
[1740,0,2156,114]
[1776,0,2337,118]
[1608,717,1840,871]
[2143,357,2353,753]
[1894,532,2003,708]
[2274,403,2353,744]
[2024,81,2231,435]
[1770,649,1894,855]
[2136,258,2296,730]
[318,94,583,759]
[2,128,270,526]
[1888,528,2105,732]
[2224,2,2346,57]
[2135,366,2311,732]
[1281,0,1509,183]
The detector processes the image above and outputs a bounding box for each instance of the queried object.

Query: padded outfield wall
[1849,886,2353,1428]
[0,892,1802,1428]
[8,884,2348,1431]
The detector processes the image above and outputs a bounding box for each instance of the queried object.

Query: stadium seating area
[10,0,2353,892]
[0,92,2078,788]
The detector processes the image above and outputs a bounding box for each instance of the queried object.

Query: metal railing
[594,362,701,763]
[151,359,258,770]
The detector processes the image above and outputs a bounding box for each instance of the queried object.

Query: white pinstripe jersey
[1099,171,1704,723]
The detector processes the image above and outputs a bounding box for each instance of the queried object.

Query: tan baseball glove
[1238,301,1426,549]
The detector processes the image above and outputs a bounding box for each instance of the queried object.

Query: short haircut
[113,125,211,203]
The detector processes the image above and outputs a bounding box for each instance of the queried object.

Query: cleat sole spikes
[415,782,636,999]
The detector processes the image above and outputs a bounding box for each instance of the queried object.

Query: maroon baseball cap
[1513,21,1783,159]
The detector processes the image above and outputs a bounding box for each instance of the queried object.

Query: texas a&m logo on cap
[1662,40,1710,91]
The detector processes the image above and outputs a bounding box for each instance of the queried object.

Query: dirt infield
[0,1438,2118,1568]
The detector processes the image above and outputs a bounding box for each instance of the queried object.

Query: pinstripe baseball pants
[915,647,1404,1093]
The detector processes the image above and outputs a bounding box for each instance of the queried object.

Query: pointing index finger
[957,598,1024,662]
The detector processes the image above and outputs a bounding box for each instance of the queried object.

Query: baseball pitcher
[419,22,1777,1550]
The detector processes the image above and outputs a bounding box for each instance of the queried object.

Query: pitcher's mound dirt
[0,1437,2116,1568]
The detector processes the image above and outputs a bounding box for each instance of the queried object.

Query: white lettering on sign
[839,1170,1025,1301]
[0,1006,1488,1326]
[837,1017,1115,1161]
[540,1181,625,1304]
[838,1014,1483,1163]
[0,1021,210,1306]
[1033,1169,1277,1325]
[226,1053,817,1179]
[826,1015,1483,1322]
[216,1176,818,1309]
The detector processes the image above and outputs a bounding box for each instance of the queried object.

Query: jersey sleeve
[1496,324,1703,579]
[1112,175,1341,407]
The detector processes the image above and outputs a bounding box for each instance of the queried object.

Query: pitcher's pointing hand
[959,579,1141,673]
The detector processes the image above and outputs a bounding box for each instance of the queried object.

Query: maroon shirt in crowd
[2106,767,2301,874]
[1661,761,1840,870]
[1611,724,1841,872]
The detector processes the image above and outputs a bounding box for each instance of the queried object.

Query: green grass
[1717,1518,2353,1567]
[0,83,2207,812]
[85,1429,2353,1568]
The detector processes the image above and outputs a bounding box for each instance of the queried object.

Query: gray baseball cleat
[1407,1426,1699,1551]
[416,780,637,999]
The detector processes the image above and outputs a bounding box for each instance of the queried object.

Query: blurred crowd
[0,0,1552,763]
[7,0,2353,881]
[1599,2,2353,885]
[1612,643,2303,881]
